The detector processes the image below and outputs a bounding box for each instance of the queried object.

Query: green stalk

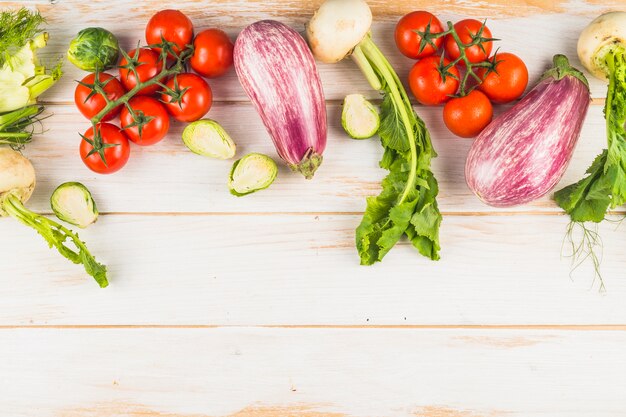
[356,36,417,205]
[1,193,108,288]
[351,44,382,91]
[0,106,41,129]
[0,105,44,146]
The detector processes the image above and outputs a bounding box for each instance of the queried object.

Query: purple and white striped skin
[234,20,327,179]
[465,56,591,207]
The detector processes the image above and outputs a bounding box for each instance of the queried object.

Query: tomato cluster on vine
[73,10,235,174]
[395,11,529,138]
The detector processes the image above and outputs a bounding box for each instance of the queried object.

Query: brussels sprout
[182,119,237,159]
[67,27,120,71]
[228,153,278,197]
[341,94,380,139]
[50,182,98,229]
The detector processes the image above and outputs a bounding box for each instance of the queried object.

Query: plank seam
[1,324,625,330]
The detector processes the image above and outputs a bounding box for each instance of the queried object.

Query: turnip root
[578,11,626,81]
[306,0,372,64]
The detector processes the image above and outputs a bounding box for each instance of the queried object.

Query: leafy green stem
[1,193,108,288]
[554,47,626,289]
[351,34,441,265]
[358,35,417,205]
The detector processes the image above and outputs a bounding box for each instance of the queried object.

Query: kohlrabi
[307,0,442,264]
[0,149,107,287]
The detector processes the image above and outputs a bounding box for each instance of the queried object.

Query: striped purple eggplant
[234,20,327,179]
[465,55,591,207]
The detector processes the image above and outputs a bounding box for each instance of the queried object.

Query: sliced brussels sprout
[228,153,278,197]
[182,119,237,159]
[341,94,380,139]
[67,27,120,71]
[50,182,98,229]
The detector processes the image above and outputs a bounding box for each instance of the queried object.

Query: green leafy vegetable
[555,49,626,221]
[67,27,120,71]
[0,105,44,148]
[2,192,107,288]
[0,8,44,66]
[554,47,626,289]
[0,8,62,114]
[341,94,380,139]
[228,153,278,197]
[51,182,99,229]
[352,34,441,265]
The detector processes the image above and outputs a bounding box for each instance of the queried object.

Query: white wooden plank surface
[1,0,626,415]
[2,213,625,325]
[2,328,626,417]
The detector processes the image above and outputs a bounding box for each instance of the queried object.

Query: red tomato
[145,9,194,55]
[119,48,163,96]
[80,123,131,174]
[395,11,444,59]
[190,29,234,78]
[74,73,126,121]
[120,96,170,146]
[444,19,493,63]
[443,90,493,138]
[161,73,212,122]
[477,52,529,104]
[408,56,460,106]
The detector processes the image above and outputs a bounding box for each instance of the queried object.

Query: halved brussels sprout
[50,182,98,229]
[182,119,237,159]
[341,94,380,139]
[228,153,278,197]
[67,27,120,71]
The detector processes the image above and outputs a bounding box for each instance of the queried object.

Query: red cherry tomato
[395,11,444,59]
[443,90,493,138]
[145,9,194,55]
[444,19,493,63]
[477,52,529,104]
[120,96,170,146]
[119,48,163,96]
[74,73,126,121]
[160,73,212,122]
[190,29,234,78]
[80,123,131,174]
[408,56,460,106]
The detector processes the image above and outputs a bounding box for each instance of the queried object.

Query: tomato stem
[417,20,499,97]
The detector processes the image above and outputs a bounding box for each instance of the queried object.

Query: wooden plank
[1,327,625,416]
[16,2,621,102]
[1,213,625,325]
[20,103,610,215]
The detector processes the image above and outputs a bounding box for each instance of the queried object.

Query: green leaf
[555,49,626,224]
[377,92,411,154]
[2,194,108,288]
